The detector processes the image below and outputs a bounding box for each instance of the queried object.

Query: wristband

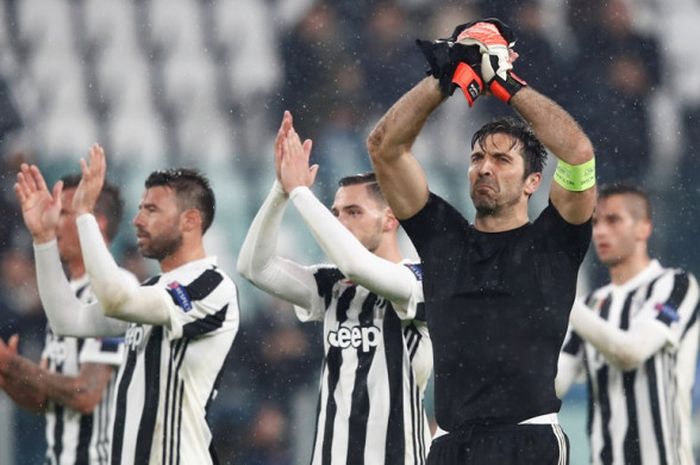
[554,158,596,192]
[451,62,483,106]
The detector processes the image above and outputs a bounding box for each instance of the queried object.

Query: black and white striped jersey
[560,260,699,465]
[108,256,239,465]
[296,262,432,465]
[43,275,124,465]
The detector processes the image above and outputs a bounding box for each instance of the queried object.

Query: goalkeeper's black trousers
[427,423,569,465]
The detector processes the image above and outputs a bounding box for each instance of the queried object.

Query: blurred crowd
[0,0,699,464]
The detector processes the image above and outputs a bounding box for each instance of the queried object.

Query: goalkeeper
[366,18,596,464]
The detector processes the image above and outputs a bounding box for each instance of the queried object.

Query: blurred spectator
[568,0,660,184]
[360,1,424,113]
[239,403,294,465]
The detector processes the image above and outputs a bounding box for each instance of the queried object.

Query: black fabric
[427,424,568,465]
[401,193,591,430]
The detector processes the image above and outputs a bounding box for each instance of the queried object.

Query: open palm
[14,164,62,242]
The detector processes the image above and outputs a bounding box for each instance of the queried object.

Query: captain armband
[553,158,596,192]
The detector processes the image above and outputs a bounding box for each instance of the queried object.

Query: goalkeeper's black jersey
[401,193,591,431]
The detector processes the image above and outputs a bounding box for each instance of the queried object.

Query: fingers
[309,164,320,185]
[302,139,313,160]
[52,180,63,204]
[14,172,29,203]
[20,163,38,192]
[29,164,49,193]
[8,334,18,353]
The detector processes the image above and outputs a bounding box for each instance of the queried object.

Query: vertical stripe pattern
[575,262,699,465]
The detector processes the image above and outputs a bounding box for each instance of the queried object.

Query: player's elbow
[236,258,253,281]
[568,138,595,166]
[609,347,646,372]
[367,126,389,162]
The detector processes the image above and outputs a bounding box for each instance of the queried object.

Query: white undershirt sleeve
[76,213,172,327]
[289,186,421,318]
[569,299,670,372]
[236,182,320,310]
[33,240,130,337]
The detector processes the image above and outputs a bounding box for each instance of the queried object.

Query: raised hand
[279,123,318,194]
[73,144,107,215]
[274,111,294,183]
[14,164,63,243]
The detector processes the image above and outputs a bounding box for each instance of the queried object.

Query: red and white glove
[449,18,527,105]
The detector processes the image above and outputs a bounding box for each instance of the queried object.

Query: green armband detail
[554,158,596,192]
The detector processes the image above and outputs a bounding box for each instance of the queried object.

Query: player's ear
[182,209,202,233]
[524,172,542,196]
[383,207,398,232]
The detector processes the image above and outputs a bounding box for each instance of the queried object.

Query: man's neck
[609,253,651,286]
[373,238,404,264]
[159,243,207,273]
[474,204,529,233]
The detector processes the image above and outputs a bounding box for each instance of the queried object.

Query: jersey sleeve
[294,265,344,322]
[631,270,699,348]
[534,202,592,264]
[399,193,470,260]
[555,327,585,397]
[163,267,241,341]
[392,263,426,322]
[78,337,125,366]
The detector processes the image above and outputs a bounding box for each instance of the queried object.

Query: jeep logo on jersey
[124,325,145,350]
[168,281,193,311]
[328,325,380,352]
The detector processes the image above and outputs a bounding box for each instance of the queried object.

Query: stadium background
[0,0,699,463]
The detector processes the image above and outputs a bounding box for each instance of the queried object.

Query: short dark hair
[471,117,548,176]
[599,183,652,221]
[61,174,124,241]
[338,172,386,205]
[144,168,216,233]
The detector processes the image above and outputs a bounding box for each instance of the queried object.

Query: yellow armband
[553,158,596,192]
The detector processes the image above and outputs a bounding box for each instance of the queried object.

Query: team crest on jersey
[168,281,193,311]
[655,302,680,325]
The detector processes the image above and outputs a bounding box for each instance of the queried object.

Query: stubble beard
[138,231,183,261]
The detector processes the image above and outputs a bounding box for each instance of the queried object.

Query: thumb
[308,164,320,185]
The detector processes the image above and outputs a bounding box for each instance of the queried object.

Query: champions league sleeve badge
[167,281,193,312]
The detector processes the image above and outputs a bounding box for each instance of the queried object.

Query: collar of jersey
[161,255,218,278]
[610,259,663,293]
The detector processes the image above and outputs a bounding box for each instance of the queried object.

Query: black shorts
[427,423,569,465]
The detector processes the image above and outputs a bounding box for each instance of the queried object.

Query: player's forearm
[1,370,47,412]
[75,214,138,316]
[367,77,444,163]
[237,181,288,280]
[510,87,594,165]
[570,302,667,371]
[237,182,318,309]
[4,356,105,414]
[289,186,414,305]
